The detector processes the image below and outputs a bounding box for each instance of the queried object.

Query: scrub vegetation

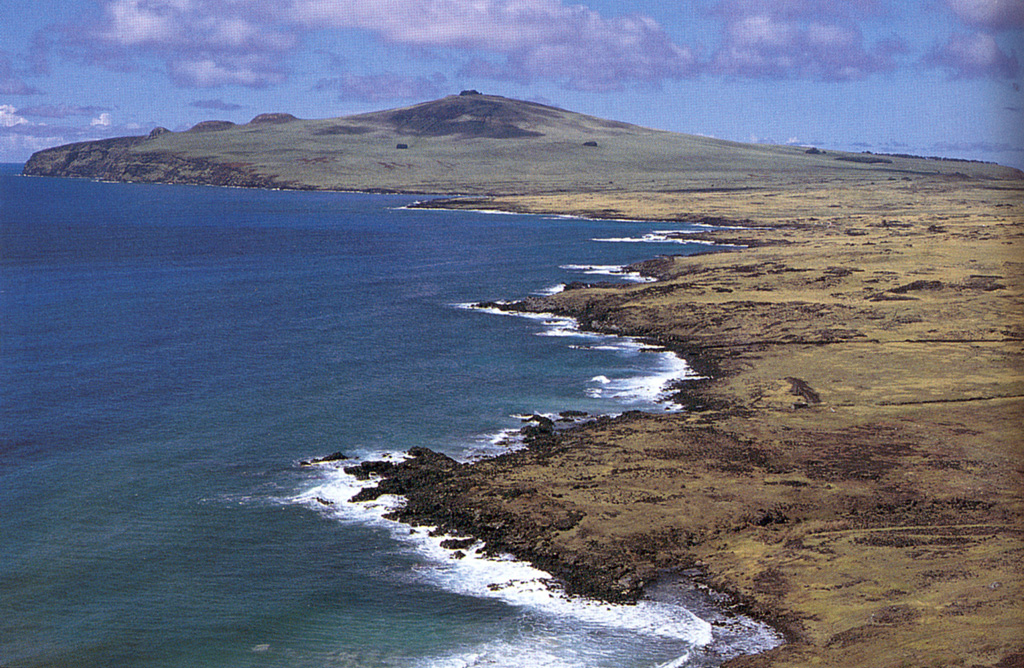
[24,93,1024,667]
[23,93,1019,193]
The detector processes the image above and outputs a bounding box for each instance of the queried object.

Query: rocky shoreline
[345,177,1024,667]
[22,93,1022,665]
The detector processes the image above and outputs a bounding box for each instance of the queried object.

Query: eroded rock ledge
[23,136,299,189]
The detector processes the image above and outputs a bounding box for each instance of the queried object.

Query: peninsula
[25,94,1024,667]
[21,92,1020,193]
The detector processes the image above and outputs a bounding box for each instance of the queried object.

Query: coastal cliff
[22,133,295,189]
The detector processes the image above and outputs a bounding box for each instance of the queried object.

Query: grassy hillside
[22,92,1022,193]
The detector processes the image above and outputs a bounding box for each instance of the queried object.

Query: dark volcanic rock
[890,280,944,294]
[521,415,556,442]
[347,447,459,500]
[439,537,476,550]
[299,451,349,466]
[343,459,398,481]
[348,435,649,604]
[380,95,549,139]
[785,377,822,404]
[23,137,294,189]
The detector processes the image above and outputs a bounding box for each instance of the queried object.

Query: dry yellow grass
[24,93,1024,666]
[409,174,1024,667]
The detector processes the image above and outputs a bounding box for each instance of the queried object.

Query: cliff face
[23,134,293,189]
[24,136,146,179]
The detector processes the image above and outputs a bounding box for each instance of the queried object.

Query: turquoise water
[0,165,778,667]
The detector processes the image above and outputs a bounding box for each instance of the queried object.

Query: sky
[1,0,1022,167]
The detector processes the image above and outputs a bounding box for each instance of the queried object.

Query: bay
[0,165,773,667]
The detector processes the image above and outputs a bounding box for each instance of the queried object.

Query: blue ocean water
[0,165,778,667]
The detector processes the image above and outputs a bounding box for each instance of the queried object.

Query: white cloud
[924,31,1020,78]
[290,0,697,89]
[0,104,29,127]
[101,0,185,46]
[710,5,903,80]
[947,0,1024,30]
[66,0,295,88]
[60,0,696,90]
[52,0,1016,91]
[169,56,281,87]
[90,112,113,126]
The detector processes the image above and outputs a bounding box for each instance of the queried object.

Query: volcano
[23,92,1021,194]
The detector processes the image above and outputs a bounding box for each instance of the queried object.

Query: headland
[24,94,1024,666]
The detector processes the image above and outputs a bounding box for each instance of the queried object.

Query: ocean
[0,165,780,667]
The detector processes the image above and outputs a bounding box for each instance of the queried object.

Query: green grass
[28,94,1023,194]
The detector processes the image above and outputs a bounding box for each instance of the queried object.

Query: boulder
[440,537,476,550]
[299,451,350,466]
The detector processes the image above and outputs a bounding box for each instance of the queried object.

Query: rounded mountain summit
[23,93,1021,194]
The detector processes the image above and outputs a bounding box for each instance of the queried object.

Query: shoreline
[19,163,1022,664]
[462,300,699,411]
[352,178,1024,667]
[299,447,784,666]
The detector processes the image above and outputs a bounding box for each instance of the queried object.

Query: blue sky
[2,0,1022,167]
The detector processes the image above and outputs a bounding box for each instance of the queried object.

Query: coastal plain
[24,94,1024,666]
[397,177,1024,667]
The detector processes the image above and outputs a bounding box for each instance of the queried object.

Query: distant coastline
[22,94,1022,197]
[17,95,1024,665]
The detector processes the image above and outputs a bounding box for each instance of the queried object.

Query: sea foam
[585,349,696,410]
[559,264,654,283]
[455,302,698,411]
[294,462,714,666]
[591,231,721,245]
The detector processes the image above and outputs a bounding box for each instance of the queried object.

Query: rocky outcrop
[23,137,297,189]
[344,418,652,604]
[249,113,298,125]
[188,120,236,132]
[22,136,148,179]
[299,451,349,466]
